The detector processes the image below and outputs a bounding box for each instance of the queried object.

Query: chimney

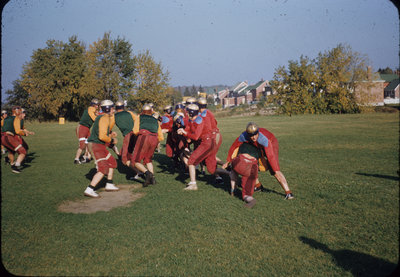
[367,66,372,81]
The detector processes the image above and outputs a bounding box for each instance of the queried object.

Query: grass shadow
[115,157,139,181]
[355,172,400,181]
[299,236,398,277]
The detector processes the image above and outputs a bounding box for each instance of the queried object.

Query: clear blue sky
[1,0,399,98]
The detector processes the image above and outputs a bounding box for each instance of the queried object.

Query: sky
[1,0,399,99]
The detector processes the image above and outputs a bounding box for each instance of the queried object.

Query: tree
[20,36,87,120]
[271,44,367,115]
[84,32,136,102]
[130,50,170,111]
[183,87,191,96]
[317,44,366,113]
[165,86,183,107]
[270,56,318,115]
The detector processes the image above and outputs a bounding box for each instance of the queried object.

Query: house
[384,79,400,104]
[380,73,400,104]
[220,80,274,108]
[354,67,386,106]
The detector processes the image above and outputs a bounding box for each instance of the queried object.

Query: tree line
[4,32,180,121]
[269,44,375,115]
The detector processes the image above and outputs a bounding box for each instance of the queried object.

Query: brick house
[216,80,272,108]
[354,67,385,106]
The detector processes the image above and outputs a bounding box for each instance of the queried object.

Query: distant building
[381,73,400,104]
[215,80,272,108]
[354,67,385,106]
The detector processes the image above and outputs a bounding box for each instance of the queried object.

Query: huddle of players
[76,97,294,207]
[1,107,35,173]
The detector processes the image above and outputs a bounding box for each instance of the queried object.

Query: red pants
[188,135,217,174]
[120,132,136,165]
[90,143,117,175]
[1,134,27,155]
[232,154,259,198]
[131,129,159,164]
[76,125,90,149]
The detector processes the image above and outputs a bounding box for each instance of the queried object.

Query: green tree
[20,36,87,120]
[271,56,317,115]
[165,86,183,107]
[183,87,191,96]
[84,32,136,102]
[271,44,367,115]
[130,50,170,111]
[317,44,366,113]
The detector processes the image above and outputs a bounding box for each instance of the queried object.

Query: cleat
[244,198,257,208]
[85,158,91,163]
[184,182,198,191]
[285,193,294,200]
[143,171,153,187]
[74,159,81,164]
[105,183,119,191]
[5,156,10,165]
[11,165,21,173]
[84,187,99,198]
[151,175,156,185]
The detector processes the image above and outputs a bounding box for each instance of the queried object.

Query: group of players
[1,107,35,173]
[75,97,294,208]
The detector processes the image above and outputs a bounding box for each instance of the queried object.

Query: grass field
[1,113,399,276]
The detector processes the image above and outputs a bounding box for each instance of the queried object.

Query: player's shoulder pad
[239,132,249,142]
[257,132,269,147]
[161,116,170,124]
[194,116,203,124]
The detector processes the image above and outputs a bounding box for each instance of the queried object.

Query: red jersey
[184,115,212,141]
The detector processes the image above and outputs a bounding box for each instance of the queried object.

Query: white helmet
[100,100,114,113]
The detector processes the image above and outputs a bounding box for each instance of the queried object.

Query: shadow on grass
[153,153,233,193]
[355,172,400,181]
[115,157,142,181]
[299,236,398,277]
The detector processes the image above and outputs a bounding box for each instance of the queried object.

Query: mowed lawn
[1,113,398,276]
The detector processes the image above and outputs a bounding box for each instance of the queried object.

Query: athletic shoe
[184,182,198,191]
[84,187,99,198]
[11,165,21,173]
[129,173,144,181]
[285,193,294,200]
[244,198,257,208]
[74,159,81,164]
[143,171,153,187]
[84,158,91,163]
[105,183,119,191]
[5,156,10,164]
[151,175,156,185]
[254,185,264,192]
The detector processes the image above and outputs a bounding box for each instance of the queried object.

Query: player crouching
[84,100,119,198]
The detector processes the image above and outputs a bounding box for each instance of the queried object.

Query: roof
[239,80,268,95]
[384,79,400,91]
[379,74,399,82]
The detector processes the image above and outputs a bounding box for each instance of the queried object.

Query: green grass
[1,113,399,276]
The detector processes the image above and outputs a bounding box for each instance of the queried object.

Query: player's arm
[13,117,25,136]
[227,137,243,162]
[88,106,97,121]
[157,123,164,141]
[98,116,112,144]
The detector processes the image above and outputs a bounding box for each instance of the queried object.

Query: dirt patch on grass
[58,184,145,214]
